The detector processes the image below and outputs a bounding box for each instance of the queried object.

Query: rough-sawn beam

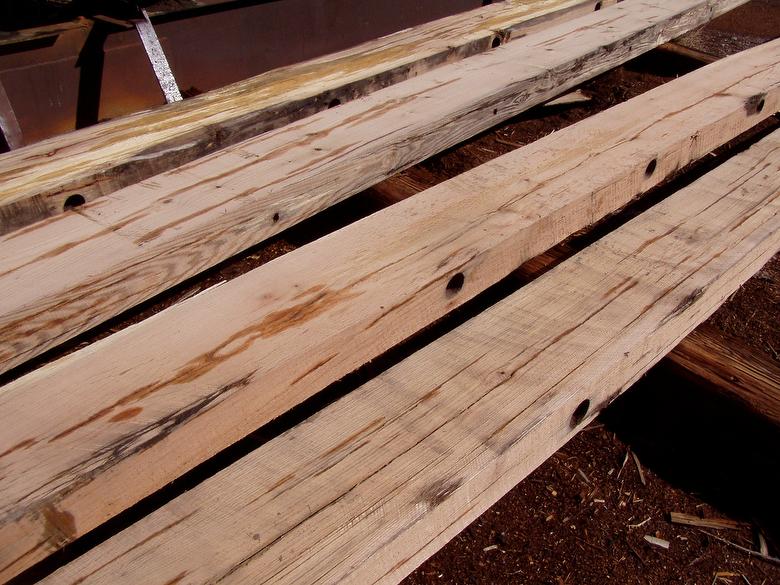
[0,34,775,580]
[0,0,757,376]
[0,0,611,232]
[41,126,780,585]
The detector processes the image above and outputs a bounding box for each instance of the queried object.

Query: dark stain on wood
[323,417,385,458]
[266,472,296,494]
[48,287,361,441]
[291,353,338,385]
[41,503,76,548]
[601,276,638,300]
[666,286,706,321]
[161,571,189,585]
[40,372,256,508]
[420,477,463,508]
[254,287,361,339]
[0,437,38,460]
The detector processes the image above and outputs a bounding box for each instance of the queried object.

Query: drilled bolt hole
[63,194,86,211]
[272,212,280,223]
[570,399,591,428]
[595,1,602,10]
[446,272,465,295]
[491,36,502,49]
[645,158,657,178]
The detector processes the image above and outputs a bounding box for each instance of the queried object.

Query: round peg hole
[491,36,502,49]
[645,158,657,178]
[63,194,86,211]
[328,98,341,109]
[570,399,591,428]
[595,1,602,10]
[446,272,465,295]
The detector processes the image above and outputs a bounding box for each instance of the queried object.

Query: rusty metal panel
[0,0,483,146]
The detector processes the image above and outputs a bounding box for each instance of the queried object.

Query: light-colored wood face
[0,0,760,379]
[41,128,780,585]
[0,0,603,233]
[0,27,774,583]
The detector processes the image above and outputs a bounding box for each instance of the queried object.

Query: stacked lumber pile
[0,0,777,583]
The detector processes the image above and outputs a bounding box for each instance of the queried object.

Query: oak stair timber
[373,159,780,429]
[0,0,611,232]
[668,324,780,424]
[0,37,776,580]
[41,127,780,585]
[0,0,759,377]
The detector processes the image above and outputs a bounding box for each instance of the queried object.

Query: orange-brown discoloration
[49,286,361,442]
[109,407,143,423]
[41,503,77,548]
[291,354,338,385]
[161,571,189,585]
[323,417,385,458]
[0,438,38,460]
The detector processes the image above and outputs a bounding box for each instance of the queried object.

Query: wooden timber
[668,324,780,424]
[41,127,780,585]
[659,40,720,64]
[0,37,776,580]
[0,0,611,232]
[0,0,761,377]
[437,189,780,426]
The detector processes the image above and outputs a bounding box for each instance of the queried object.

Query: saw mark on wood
[67,511,198,585]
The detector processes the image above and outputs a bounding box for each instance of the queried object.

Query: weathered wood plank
[42,127,780,585]
[0,0,757,376]
[0,36,774,580]
[668,323,780,424]
[0,0,609,232]
[659,40,720,64]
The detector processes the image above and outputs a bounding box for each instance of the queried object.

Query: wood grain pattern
[0,0,608,232]
[668,323,780,424]
[42,127,780,585]
[0,0,758,377]
[0,36,775,580]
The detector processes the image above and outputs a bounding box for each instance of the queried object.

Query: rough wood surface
[0,0,759,377]
[0,0,608,232]
[668,323,780,424]
[0,37,774,580]
[659,40,720,63]
[41,127,780,585]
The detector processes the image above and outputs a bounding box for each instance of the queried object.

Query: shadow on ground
[601,365,780,552]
